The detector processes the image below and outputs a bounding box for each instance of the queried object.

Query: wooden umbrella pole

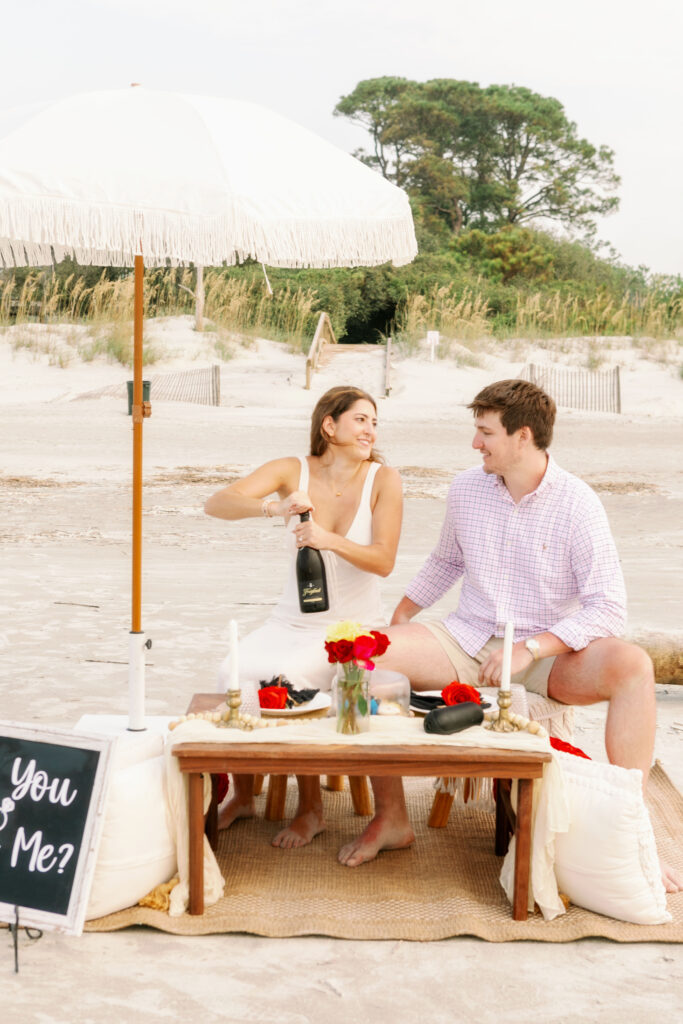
[131,253,145,633]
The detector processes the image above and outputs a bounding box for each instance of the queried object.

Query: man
[337,379,681,894]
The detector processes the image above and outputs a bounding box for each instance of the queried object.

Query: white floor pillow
[553,751,671,925]
[85,752,177,920]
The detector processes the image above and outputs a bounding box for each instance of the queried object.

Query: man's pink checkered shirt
[405,455,627,654]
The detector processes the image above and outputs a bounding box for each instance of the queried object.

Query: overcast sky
[2,0,681,275]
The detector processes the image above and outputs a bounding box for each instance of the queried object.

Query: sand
[1,317,682,1022]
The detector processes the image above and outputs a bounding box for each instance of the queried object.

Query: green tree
[335,78,620,237]
[334,76,415,187]
[453,227,554,283]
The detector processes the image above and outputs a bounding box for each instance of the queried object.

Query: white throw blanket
[165,716,569,920]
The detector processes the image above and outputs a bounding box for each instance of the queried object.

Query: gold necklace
[327,462,364,497]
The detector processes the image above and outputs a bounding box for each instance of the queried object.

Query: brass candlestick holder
[167,687,268,733]
[485,688,523,733]
[224,687,250,729]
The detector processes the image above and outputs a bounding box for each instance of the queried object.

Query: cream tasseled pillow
[553,751,671,925]
[85,753,177,920]
[73,729,177,922]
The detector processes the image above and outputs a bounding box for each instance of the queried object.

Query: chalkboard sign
[0,723,114,936]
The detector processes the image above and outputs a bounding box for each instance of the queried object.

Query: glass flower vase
[335,663,371,735]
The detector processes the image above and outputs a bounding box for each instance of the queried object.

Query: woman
[204,385,403,849]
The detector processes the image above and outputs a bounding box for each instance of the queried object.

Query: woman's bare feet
[272,808,326,849]
[271,774,325,849]
[661,859,683,893]
[337,813,415,867]
[217,795,254,830]
[217,773,255,830]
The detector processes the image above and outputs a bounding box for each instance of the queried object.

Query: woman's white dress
[218,457,385,694]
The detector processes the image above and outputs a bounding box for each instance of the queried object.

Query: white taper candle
[229,619,239,691]
[501,620,514,692]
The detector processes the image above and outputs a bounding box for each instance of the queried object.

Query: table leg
[428,787,454,828]
[205,775,219,850]
[512,778,533,921]
[495,779,513,855]
[188,772,205,916]
[265,774,288,820]
[349,776,373,816]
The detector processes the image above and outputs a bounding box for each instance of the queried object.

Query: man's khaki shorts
[423,622,555,696]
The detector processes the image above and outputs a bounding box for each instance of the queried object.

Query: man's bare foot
[217,796,254,831]
[661,859,683,893]
[271,809,325,849]
[338,813,415,867]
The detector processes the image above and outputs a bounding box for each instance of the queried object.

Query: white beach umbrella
[0,86,417,728]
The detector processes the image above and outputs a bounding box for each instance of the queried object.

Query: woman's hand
[204,457,301,521]
[282,490,314,517]
[294,515,331,551]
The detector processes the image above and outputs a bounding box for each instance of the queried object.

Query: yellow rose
[325,620,364,643]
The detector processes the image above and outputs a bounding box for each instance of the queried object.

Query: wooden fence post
[195,265,204,332]
[304,312,337,389]
[384,336,393,397]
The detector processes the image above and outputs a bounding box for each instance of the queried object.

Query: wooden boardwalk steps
[315,341,390,398]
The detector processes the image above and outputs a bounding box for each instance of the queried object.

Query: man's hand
[390,596,422,626]
[478,643,533,686]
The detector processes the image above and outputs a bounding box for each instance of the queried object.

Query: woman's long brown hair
[309,385,383,463]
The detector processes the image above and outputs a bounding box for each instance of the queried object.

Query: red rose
[370,630,390,657]
[550,737,591,759]
[325,639,355,664]
[441,682,482,706]
[258,686,288,710]
[353,634,378,665]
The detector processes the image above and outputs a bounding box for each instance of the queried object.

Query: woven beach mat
[87,763,683,942]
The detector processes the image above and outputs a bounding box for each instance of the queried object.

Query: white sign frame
[0,722,115,936]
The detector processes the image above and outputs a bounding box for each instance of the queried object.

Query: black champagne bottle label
[296,511,329,613]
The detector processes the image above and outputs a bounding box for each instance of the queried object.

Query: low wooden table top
[173,693,551,779]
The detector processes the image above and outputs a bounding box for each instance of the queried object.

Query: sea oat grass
[1,260,680,352]
[202,273,317,351]
[81,322,161,366]
[396,285,492,342]
[508,290,682,340]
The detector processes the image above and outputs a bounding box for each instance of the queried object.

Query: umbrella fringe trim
[0,198,418,269]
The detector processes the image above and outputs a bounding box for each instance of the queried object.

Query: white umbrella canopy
[0,87,417,729]
[0,86,417,269]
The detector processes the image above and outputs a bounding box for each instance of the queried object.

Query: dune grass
[0,267,319,360]
[1,265,681,370]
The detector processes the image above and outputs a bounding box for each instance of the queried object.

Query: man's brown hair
[468,379,556,450]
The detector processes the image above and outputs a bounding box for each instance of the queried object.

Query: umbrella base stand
[128,631,151,731]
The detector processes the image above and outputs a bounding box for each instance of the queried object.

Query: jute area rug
[87,763,683,942]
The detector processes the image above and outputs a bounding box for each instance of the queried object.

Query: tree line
[2,77,681,345]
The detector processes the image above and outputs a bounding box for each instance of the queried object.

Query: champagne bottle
[296,511,329,613]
